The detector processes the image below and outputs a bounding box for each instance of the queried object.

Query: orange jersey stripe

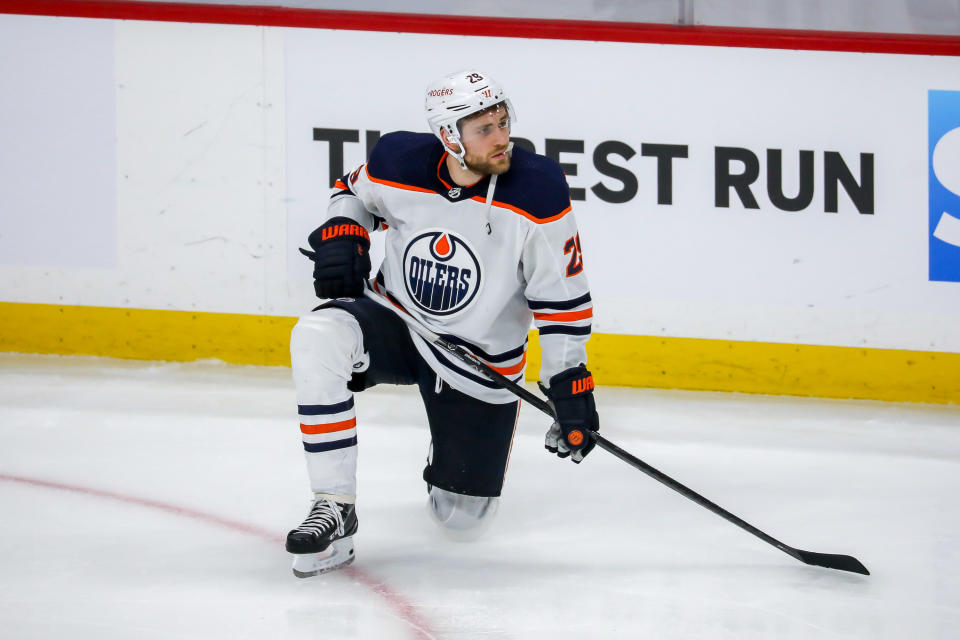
[333,179,350,191]
[365,165,437,194]
[469,196,571,224]
[361,163,568,223]
[488,353,527,376]
[533,308,593,322]
[300,417,356,435]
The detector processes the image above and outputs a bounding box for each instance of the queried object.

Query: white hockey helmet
[424,69,516,168]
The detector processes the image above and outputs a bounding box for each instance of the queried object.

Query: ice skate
[286,497,358,577]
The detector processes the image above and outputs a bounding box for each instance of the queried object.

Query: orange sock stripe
[300,417,356,435]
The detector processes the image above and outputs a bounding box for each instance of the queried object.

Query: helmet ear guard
[424,69,516,170]
[437,123,466,166]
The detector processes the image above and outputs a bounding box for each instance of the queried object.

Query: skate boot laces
[296,499,345,538]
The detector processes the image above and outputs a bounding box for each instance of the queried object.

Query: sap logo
[929,90,960,283]
[403,230,482,316]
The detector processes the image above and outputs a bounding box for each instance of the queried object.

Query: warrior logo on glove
[542,365,600,464]
[300,217,372,300]
[403,229,483,316]
[571,375,594,395]
[321,223,369,243]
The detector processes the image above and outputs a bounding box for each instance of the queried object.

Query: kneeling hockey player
[287,69,600,577]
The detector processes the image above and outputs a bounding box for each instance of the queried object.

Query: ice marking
[0,472,437,640]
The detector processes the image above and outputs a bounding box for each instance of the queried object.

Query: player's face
[459,106,511,176]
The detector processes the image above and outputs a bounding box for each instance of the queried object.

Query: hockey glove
[542,364,599,463]
[300,217,371,299]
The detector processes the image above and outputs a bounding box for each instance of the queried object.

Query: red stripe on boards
[0,0,958,56]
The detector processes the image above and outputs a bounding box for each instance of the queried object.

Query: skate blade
[291,537,355,578]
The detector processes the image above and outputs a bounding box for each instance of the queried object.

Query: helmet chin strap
[442,128,469,170]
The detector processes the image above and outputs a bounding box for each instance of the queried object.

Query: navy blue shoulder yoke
[491,145,571,222]
[366,131,444,192]
[365,132,572,221]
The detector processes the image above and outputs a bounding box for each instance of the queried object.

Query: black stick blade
[795,550,870,575]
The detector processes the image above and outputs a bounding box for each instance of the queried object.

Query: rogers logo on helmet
[428,89,454,97]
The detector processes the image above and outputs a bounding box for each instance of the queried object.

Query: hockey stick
[361,286,870,576]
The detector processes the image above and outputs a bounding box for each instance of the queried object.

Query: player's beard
[464,146,511,176]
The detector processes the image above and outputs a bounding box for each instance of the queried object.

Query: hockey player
[286,70,600,577]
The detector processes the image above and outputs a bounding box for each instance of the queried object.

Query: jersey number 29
[564,234,583,277]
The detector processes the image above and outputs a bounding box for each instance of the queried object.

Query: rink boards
[1,7,959,403]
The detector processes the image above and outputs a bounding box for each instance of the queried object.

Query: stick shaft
[361,287,868,575]
[591,434,797,558]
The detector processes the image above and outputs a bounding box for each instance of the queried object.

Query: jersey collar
[436,152,490,202]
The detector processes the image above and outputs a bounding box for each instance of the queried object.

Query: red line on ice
[0,472,437,640]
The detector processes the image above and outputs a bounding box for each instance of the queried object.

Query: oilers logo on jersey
[403,230,483,316]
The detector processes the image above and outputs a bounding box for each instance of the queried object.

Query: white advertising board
[284,28,960,351]
[0,15,116,269]
[1,15,959,354]
[1,17,288,315]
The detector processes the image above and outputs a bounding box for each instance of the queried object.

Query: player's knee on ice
[427,486,499,542]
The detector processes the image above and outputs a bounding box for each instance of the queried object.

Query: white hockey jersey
[324,132,592,404]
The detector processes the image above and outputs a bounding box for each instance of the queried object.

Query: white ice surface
[1,353,959,639]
